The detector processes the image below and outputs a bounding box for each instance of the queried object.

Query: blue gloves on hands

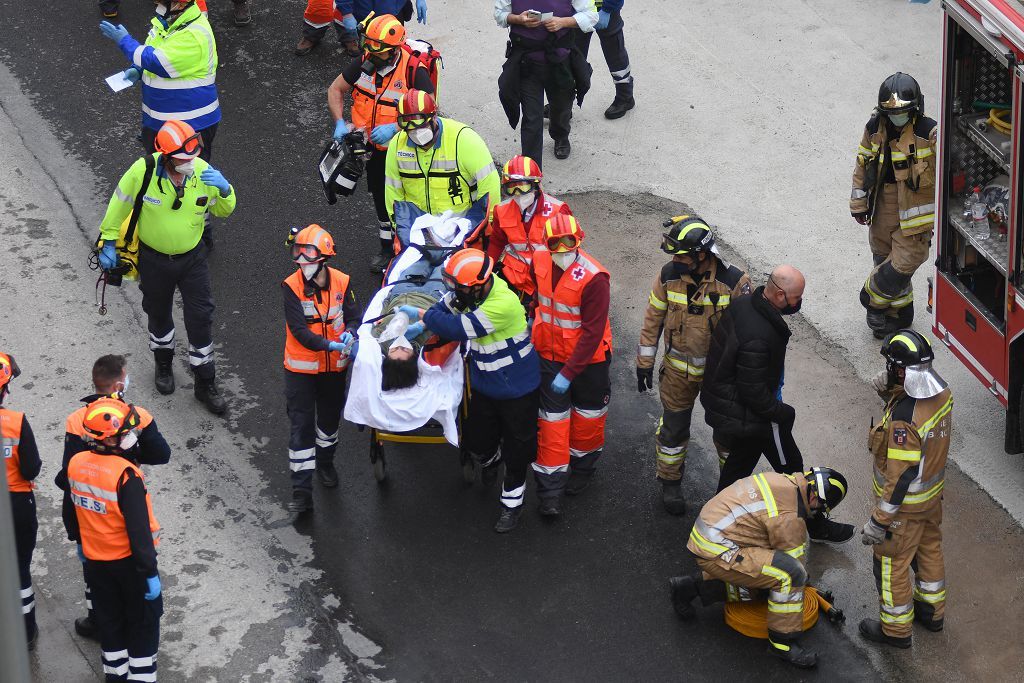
[339,331,354,347]
[200,167,231,196]
[370,123,399,145]
[99,21,130,43]
[405,321,425,339]
[327,341,346,353]
[398,305,422,320]
[551,372,571,394]
[595,10,611,30]
[99,241,118,270]
[333,120,352,141]
[77,544,86,563]
[123,67,141,85]
[144,575,161,601]
[416,0,428,24]
[342,14,357,31]
[328,332,356,354]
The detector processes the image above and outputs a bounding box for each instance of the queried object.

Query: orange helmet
[397,90,437,131]
[443,249,494,289]
[291,224,335,262]
[544,214,584,253]
[501,155,542,196]
[0,352,18,393]
[363,14,405,52]
[154,120,202,159]
[82,396,140,442]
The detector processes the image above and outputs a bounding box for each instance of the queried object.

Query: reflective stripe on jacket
[532,248,613,364]
[283,268,352,374]
[2,408,31,493]
[67,451,160,561]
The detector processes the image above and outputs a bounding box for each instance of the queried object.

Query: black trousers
[142,123,217,162]
[462,388,540,510]
[365,150,392,239]
[575,10,633,94]
[519,59,573,168]
[139,243,217,379]
[285,370,348,491]
[715,420,804,492]
[86,558,162,682]
[10,492,37,638]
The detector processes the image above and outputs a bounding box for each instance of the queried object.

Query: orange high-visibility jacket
[532,248,613,364]
[2,408,32,492]
[283,268,352,374]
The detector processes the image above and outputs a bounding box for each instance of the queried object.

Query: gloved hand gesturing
[870,369,891,395]
[636,366,653,393]
[98,241,118,270]
[99,21,130,43]
[328,332,356,354]
[123,67,141,85]
[200,167,231,196]
[144,575,162,600]
[595,9,611,30]
[405,321,425,339]
[398,305,423,321]
[371,123,399,145]
[551,372,571,395]
[852,212,870,226]
[860,518,888,545]
[416,0,428,24]
[333,119,352,141]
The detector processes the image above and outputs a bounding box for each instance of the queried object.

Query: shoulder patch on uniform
[892,427,908,446]
[659,261,681,286]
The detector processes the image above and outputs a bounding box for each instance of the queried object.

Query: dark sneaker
[565,470,593,496]
[668,576,697,619]
[74,616,99,640]
[807,516,855,545]
[859,618,912,649]
[295,37,318,56]
[660,479,686,516]
[316,461,339,488]
[155,361,175,395]
[767,641,818,668]
[494,506,522,533]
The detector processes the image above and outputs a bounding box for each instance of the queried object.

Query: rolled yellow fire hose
[989,108,1012,135]
[723,586,843,639]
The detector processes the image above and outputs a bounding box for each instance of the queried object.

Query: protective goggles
[660,233,691,254]
[547,235,580,253]
[169,132,203,159]
[397,114,434,131]
[502,180,539,196]
[291,244,325,261]
[363,38,396,54]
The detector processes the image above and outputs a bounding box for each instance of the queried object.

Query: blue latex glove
[551,372,571,394]
[416,0,427,24]
[339,331,354,347]
[398,305,422,320]
[595,10,611,30]
[371,123,399,145]
[341,14,357,31]
[99,21,130,43]
[77,544,86,563]
[333,120,352,141]
[123,67,141,85]
[327,341,346,353]
[327,332,355,353]
[144,575,161,601]
[98,240,118,270]
[405,321,425,339]
[200,167,231,196]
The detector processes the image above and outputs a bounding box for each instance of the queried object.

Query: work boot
[767,641,818,669]
[807,515,855,545]
[233,0,252,26]
[194,377,227,415]
[369,238,393,273]
[494,506,522,533]
[858,618,912,649]
[565,470,593,496]
[538,495,562,517]
[866,308,888,339]
[295,37,318,56]
[604,83,635,120]
[316,461,339,488]
[553,138,571,160]
[660,479,687,516]
[155,360,175,395]
[287,488,313,518]
[913,605,943,632]
[668,575,698,619]
[74,616,99,640]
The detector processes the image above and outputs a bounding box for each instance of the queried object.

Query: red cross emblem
[571,265,586,281]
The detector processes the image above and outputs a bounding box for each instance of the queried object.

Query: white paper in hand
[105,71,134,93]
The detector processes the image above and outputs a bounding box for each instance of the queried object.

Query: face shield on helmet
[82,396,141,452]
[881,330,947,399]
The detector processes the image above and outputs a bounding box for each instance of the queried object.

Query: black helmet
[877,72,923,115]
[661,215,715,255]
[880,329,934,366]
[804,467,848,514]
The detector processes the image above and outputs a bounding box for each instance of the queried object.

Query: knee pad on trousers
[657,408,692,446]
[873,261,913,298]
[770,551,808,588]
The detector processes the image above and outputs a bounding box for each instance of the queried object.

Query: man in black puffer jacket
[701,265,805,490]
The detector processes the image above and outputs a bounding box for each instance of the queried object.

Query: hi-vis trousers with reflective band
[285,370,347,491]
[534,357,611,499]
[656,365,728,481]
[11,492,37,639]
[139,242,217,380]
[862,183,932,315]
[872,510,945,637]
[301,0,349,42]
[697,547,807,641]
[86,557,162,682]
[463,388,540,510]
[574,8,633,94]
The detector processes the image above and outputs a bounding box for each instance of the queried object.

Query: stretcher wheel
[460,449,475,484]
[373,455,388,483]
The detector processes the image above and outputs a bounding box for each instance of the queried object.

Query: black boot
[287,488,313,519]
[604,82,635,120]
[194,377,227,415]
[369,238,393,273]
[660,478,686,516]
[74,615,99,640]
[859,618,912,648]
[913,602,943,632]
[494,506,522,533]
[553,138,571,160]
[538,495,562,517]
[767,639,818,668]
[866,307,888,338]
[154,358,175,395]
[566,470,593,496]
[316,461,339,488]
[668,575,698,619]
[807,515,855,545]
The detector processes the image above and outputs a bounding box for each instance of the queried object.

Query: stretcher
[342,199,488,483]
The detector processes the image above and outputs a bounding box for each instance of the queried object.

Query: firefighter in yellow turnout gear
[636,216,750,514]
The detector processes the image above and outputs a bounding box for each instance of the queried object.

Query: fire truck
[933,0,1024,452]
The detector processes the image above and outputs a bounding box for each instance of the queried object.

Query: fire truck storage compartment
[940,13,1013,329]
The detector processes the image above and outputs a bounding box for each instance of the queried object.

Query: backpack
[403,39,443,102]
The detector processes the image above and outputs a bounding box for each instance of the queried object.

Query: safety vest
[283,268,352,374]
[492,194,569,296]
[1,408,31,493]
[67,451,161,562]
[351,50,416,151]
[532,248,613,364]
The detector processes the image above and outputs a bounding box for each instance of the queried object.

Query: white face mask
[173,159,195,174]
[155,3,168,16]
[408,126,435,147]
[117,375,130,397]
[119,430,139,451]
[552,250,578,270]
[300,262,323,280]
[887,113,911,128]
[514,193,537,212]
